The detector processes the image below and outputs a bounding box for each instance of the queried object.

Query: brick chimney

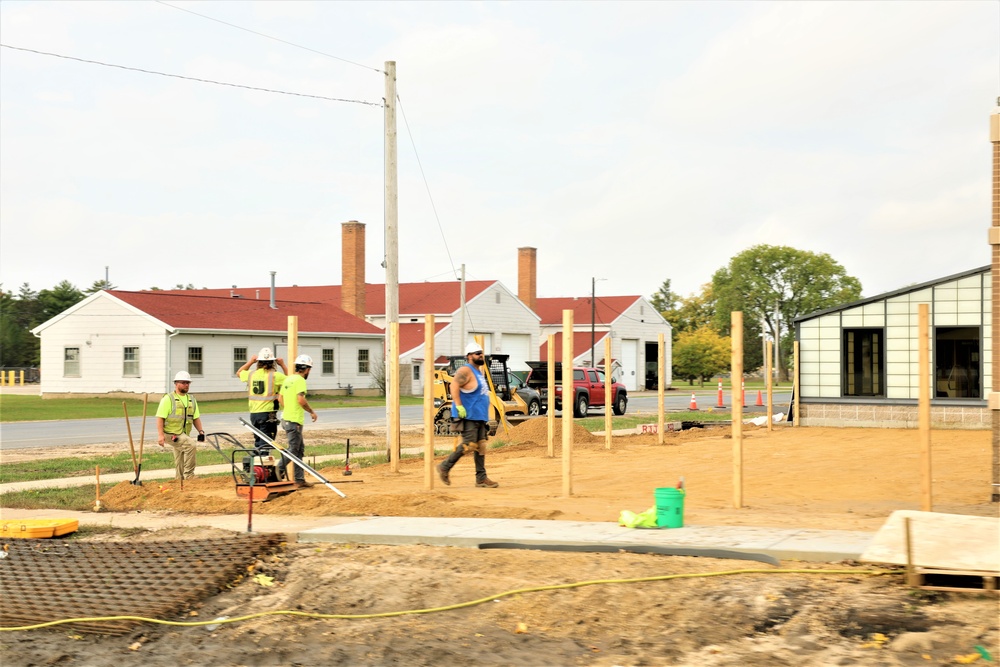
[518,247,537,311]
[342,221,366,319]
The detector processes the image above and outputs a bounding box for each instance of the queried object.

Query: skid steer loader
[432,353,538,436]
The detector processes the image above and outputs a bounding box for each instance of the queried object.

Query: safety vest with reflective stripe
[244,368,285,413]
[163,393,197,435]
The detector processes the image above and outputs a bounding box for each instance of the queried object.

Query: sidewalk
[0,506,874,564]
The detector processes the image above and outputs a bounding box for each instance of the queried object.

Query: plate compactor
[204,432,297,502]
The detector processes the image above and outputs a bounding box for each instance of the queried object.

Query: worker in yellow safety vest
[156,371,205,480]
[236,347,288,452]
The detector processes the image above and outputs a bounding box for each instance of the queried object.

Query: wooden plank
[861,510,999,572]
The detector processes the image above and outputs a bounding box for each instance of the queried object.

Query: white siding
[37,294,169,395]
[608,298,672,390]
[276,336,384,393]
[396,282,540,395]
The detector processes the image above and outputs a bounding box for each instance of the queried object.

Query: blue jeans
[250,412,278,452]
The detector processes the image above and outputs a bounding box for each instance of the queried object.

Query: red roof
[398,321,449,356]
[155,281,496,316]
[538,331,610,362]
[107,291,382,335]
[534,296,640,325]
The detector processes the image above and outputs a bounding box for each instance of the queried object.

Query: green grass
[1,485,118,512]
[0,394,424,422]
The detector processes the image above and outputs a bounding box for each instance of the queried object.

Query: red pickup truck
[524,362,628,418]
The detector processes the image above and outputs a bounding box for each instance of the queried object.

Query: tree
[37,280,85,321]
[671,284,717,339]
[0,285,40,366]
[650,279,679,313]
[712,245,861,380]
[672,326,730,386]
[85,279,116,293]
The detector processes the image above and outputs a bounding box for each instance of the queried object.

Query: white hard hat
[465,342,484,355]
[294,354,313,368]
[173,371,192,382]
[258,347,275,361]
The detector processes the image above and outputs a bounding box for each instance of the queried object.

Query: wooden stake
[766,341,773,432]
[547,334,555,458]
[731,311,744,509]
[657,333,665,445]
[562,310,573,497]
[424,315,435,489]
[918,304,932,511]
[793,341,800,426]
[604,336,612,450]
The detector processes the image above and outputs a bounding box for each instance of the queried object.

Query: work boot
[436,463,450,486]
[475,477,499,488]
[295,481,314,488]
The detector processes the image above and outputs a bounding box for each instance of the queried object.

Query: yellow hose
[0,566,901,632]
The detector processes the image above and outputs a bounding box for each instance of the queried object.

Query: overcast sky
[1,1,998,305]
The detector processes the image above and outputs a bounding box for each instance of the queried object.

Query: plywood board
[860,510,999,573]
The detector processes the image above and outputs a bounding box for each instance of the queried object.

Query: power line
[397,92,457,279]
[0,44,383,107]
[155,0,383,74]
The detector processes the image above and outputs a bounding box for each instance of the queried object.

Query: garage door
[621,339,638,391]
[500,334,531,373]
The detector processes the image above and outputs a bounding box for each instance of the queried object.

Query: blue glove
[456,405,467,419]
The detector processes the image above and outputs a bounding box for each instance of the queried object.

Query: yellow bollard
[18,370,24,385]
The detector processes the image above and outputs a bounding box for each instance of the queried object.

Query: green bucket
[654,487,685,528]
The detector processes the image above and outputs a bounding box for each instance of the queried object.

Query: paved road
[0,391,791,451]
[0,406,428,451]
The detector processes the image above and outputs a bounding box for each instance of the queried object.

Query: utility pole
[384,60,400,467]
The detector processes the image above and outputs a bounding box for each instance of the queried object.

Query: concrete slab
[861,510,1000,571]
[298,516,872,563]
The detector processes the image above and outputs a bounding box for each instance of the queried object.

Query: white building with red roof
[30,289,384,398]
[532,294,672,392]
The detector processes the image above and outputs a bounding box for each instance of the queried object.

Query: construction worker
[277,354,318,488]
[155,371,205,481]
[236,347,288,453]
[437,342,499,488]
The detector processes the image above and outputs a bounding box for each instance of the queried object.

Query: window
[358,349,369,374]
[188,347,203,376]
[64,347,80,377]
[233,347,247,375]
[935,327,981,399]
[843,329,883,397]
[413,364,420,380]
[322,349,334,375]
[123,346,140,377]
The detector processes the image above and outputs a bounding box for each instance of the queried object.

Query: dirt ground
[2,421,998,666]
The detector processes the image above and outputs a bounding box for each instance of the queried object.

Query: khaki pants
[167,432,198,480]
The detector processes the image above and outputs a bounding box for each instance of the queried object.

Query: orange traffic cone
[755,390,764,407]
[689,393,698,410]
